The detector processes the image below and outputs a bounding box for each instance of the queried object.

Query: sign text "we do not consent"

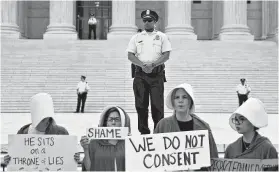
[126,130,211,171]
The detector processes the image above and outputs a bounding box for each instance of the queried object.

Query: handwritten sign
[8,135,78,171]
[210,158,278,171]
[87,127,129,140]
[125,130,210,171]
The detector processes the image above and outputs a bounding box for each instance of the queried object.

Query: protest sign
[210,158,278,171]
[125,130,210,171]
[87,127,129,140]
[8,135,78,171]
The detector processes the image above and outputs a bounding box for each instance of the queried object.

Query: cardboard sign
[8,135,78,171]
[125,130,210,171]
[87,127,129,140]
[210,158,278,171]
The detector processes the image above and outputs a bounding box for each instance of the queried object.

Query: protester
[154,83,219,160]
[2,93,69,167]
[77,106,131,171]
[224,98,278,159]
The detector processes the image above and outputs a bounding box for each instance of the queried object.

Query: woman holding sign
[3,93,70,167]
[224,98,278,159]
[154,83,219,160]
[79,106,131,171]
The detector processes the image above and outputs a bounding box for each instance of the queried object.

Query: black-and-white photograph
[1,0,278,171]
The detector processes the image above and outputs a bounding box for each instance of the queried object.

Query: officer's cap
[141,10,159,22]
[81,75,86,79]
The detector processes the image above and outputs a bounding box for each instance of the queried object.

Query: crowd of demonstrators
[1,8,277,172]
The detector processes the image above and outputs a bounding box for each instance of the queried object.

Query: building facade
[1,0,278,41]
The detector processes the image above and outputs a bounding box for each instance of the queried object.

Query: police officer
[126,10,172,134]
[236,78,251,106]
[75,75,90,113]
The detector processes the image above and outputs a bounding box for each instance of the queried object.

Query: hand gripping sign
[8,135,78,171]
[125,130,210,171]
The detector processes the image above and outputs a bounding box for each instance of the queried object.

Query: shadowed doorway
[76,1,112,40]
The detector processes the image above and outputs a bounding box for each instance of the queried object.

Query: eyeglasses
[231,117,246,125]
[107,117,121,122]
[143,19,154,23]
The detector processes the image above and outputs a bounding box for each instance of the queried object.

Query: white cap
[165,83,195,114]
[229,98,268,131]
[30,93,55,127]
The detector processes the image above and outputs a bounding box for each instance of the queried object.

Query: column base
[219,24,254,41]
[107,25,137,41]
[1,24,20,39]
[43,24,78,40]
[267,29,278,43]
[165,25,197,40]
[219,33,254,41]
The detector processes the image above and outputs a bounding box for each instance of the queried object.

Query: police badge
[155,35,160,40]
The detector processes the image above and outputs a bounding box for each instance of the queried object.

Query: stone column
[18,1,27,38]
[165,0,197,40]
[267,1,278,42]
[1,1,20,39]
[43,0,77,40]
[261,1,270,39]
[107,0,137,40]
[212,1,223,39]
[219,0,254,41]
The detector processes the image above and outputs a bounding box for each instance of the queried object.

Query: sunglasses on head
[143,19,154,23]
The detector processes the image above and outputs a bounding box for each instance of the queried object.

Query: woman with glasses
[224,98,277,159]
[77,106,131,171]
[154,83,219,161]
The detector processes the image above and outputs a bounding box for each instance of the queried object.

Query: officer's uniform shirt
[126,30,172,63]
[77,81,90,93]
[236,83,251,95]
[88,17,97,25]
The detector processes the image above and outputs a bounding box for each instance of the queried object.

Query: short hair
[171,88,193,110]
[103,107,119,127]
[81,75,86,79]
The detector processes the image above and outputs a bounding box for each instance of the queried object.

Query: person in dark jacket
[3,93,69,167]
[225,98,278,159]
[77,106,131,171]
[154,83,219,170]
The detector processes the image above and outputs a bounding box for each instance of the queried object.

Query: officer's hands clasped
[142,63,153,73]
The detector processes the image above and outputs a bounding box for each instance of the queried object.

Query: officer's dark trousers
[76,92,87,112]
[88,24,96,40]
[238,94,248,106]
[133,73,164,134]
